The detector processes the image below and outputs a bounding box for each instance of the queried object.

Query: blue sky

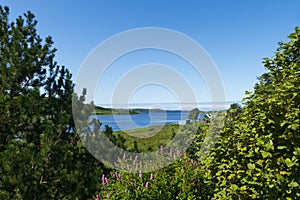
[1,0,299,105]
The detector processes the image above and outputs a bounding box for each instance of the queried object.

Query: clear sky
[1,0,299,105]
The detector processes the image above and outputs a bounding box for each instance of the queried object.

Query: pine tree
[0,6,105,199]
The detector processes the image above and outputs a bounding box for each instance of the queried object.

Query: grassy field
[111,122,207,152]
[112,124,178,152]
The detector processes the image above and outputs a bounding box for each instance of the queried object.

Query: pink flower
[102,174,106,185]
[96,194,100,200]
[150,173,153,180]
[169,148,173,156]
[145,182,149,189]
[160,145,163,152]
[115,172,121,180]
[106,193,111,198]
[139,170,142,178]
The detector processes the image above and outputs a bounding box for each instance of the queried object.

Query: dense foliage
[97,123,210,200]
[97,28,300,199]
[1,5,299,200]
[204,27,300,199]
[0,6,105,199]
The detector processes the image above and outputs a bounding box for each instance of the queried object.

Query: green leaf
[293,148,300,156]
[247,163,255,170]
[261,151,272,158]
[230,184,238,191]
[288,181,299,188]
[285,158,295,168]
[277,146,287,150]
[256,159,264,166]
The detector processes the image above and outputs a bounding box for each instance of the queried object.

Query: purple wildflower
[115,172,119,179]
[102,174,106,185]
[96,194,100,200]
[139,170,142,178]
[150,173,153,180]
[107,193,111,198]
[145,182,149,189]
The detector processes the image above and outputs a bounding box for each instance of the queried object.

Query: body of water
[94,111,190,131]
[92,102,239,131]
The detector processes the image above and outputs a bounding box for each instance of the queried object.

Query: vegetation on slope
[96,27,300,199]
[1,5,299,199]
[94,106,139,115]
[204,27,300,199]
[0,6,106,199]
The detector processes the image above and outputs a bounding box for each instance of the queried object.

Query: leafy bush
[203,27,300,199]
[97,150,206,200]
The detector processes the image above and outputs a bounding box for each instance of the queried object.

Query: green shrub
[203,27,300,199]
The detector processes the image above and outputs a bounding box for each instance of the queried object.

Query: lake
[93,111,190,131]
[92,101,236,131]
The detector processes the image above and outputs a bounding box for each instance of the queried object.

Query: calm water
[93,111,190,131]
[92,101,238,131]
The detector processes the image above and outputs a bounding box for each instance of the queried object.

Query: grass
[111,122,208,152]
[113,124,179,152]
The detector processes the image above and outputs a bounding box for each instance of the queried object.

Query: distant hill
[94,106,139,115]
[94,106,187,115]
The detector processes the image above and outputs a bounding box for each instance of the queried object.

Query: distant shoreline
[94,106,191,115]
[95,101,240,113]
[94,105,228,116]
